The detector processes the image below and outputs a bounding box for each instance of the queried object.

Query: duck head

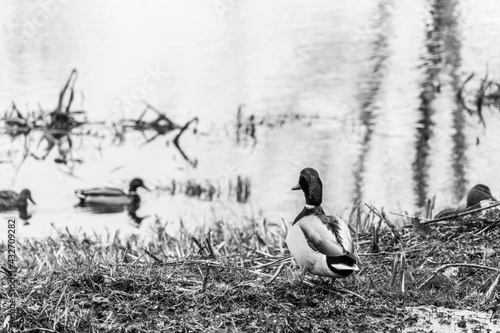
[18,189,36,206]
[292,168,323,207]
[466,184,492,208]
[129,178,150,194]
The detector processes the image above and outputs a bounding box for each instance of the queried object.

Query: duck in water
[0,189,36,211]
[75,178,149,207]
[286,168,358,283]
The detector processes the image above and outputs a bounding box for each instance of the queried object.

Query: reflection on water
[76,194,146,226]
[1,0,500,236]
[127,195,147,225]
[413,0,441,208]
[0,206,33,225]
[353,0,393,204]
[414,0,467,207]
[445,0,467,203]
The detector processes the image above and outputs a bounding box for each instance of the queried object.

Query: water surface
[1,0,500,237]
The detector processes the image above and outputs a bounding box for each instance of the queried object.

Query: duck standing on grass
[75,178,149,206]
[0,189,36,211]
[286,168,358,283]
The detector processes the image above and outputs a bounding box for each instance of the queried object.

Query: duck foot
[292,267,308,287]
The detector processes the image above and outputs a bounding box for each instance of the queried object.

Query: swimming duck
[434,184,494,219]
[286,168,359,280]
[75,178,149,206]
[0,189,36,211]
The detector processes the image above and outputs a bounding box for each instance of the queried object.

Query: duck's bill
[141,185,151,191]
[291,184,301,191]
[29,196,36,205]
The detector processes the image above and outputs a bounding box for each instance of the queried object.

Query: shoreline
[1,208,500,332]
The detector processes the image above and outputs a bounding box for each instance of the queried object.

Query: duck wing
[301,223,345,256]
[300,215,358,276]
[300,215,355,257]
[75,187,126,197]
[0,191,18,201]
[322,215,356,254]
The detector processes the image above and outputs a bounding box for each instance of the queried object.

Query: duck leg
[297,266,307,286]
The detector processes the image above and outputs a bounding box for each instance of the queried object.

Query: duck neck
[303,204,325,217]
[16,198,28,208]
[300,176,322,207]
[129,185,140,195]
[303,191,322,207]
[292,204,325,225]
[305,204,318,210]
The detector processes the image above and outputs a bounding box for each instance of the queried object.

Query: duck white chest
[286,215,335,277]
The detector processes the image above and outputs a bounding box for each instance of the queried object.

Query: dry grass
[1,206,500,332]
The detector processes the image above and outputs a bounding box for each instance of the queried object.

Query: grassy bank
[1,208,500,332]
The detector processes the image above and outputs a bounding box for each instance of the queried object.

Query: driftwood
[392,202,500,229]
[116,100,198,167]
[420,202,500,225]
[1,71,200,170]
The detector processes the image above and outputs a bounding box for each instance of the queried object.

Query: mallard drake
[435,184,494,219]
[286,168,358,280]
[0,189,36,211]
[75,178,149,205]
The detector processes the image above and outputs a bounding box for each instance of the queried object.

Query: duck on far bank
[286,168,359,283]
[0,189,36,211]
[434,184,494,219]
[466,184,492,208]
[75,178,149,206]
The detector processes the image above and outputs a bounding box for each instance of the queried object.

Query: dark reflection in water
[18,206,32,224]
[413,0,465,207]
[75,194,146,226]
[444,1,467,202]
[413,3,440,208]
[127,195,148,225]
[0,207,33,225]
[353,0,393,203]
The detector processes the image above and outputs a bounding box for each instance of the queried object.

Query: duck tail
[75,190,86,201]
[326,252,358,276]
